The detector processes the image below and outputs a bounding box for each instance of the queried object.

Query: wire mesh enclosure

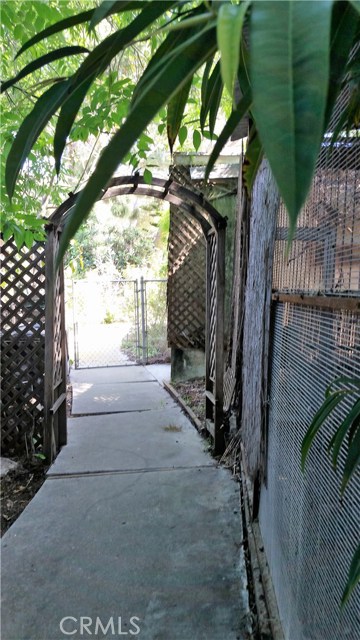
[260,304,360,639]
[1,238,46,456]
[259,89,360,639]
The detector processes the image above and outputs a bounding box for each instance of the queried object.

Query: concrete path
[1,366,251,640]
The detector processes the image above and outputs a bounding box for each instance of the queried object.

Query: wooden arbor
[51,175,227,454]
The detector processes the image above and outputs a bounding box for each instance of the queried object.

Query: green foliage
[108,226,153,273]
[302,377,360,605]
[250,0,333,240]
[3,0,358,261]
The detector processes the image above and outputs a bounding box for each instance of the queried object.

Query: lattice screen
[167,205,206,350]
[259,83,360,639]
[1,238,46,455]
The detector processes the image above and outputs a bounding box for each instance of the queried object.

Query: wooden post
[58,245,67,447]
[241,159,280,486]
[44,226,55,462]
[205,232,213,430]
[214,225,226,454]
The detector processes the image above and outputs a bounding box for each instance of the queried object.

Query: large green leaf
[167,79,192,154]
[341,418,360,493]
[200,57,215,130]
[200,60,223,137]
[1,46,88,94]
[57,24,217,265]
[16,9,95,57]
[132,8,215,108]
[325,1,359,130]
[349,0,360,15]
[217,1,249,102]
[16,2,148,57]
[328,398,360,468]
[54,77,94,176]
[250,0,333,238]
[90,1,137,30]
[5,80,70,200]
[301,390,347,470]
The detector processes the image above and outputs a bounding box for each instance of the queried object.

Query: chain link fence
[67,277,168,369]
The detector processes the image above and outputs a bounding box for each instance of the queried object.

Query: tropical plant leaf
[178,125,188,146]
[143,168,152,184]
[89,1,135,30]
[328,398,360,468]
[16,9,95,57]
[301,390,348,470]
[16,2,147,58]
[57,23,217,265]
[200,60,222,135]
[193,129,201,151]
[22,2,175,179]
[5,80,70,200]
[167,79,192,154]
[324,1,359,131]
[205,87,252,181]
[349,0,360,15]
[243,126,263,194]
[217,0,249,103]
[54,77,94,175]
[341,419,360,493]
[132,11,215,109]
[341,543,360,607]
[200,56,215,130]
[1,46,88,93]
[209,67,223,138]
[250,0,333,239]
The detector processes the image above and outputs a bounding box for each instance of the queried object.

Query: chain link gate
[70,279,139,369]
[69,277,168,369]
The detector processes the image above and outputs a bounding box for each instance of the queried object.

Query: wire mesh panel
[143,279,169,362]
[260,304,360,640]
[1,238,45,455]
[259,85,360,639]
[70,279,138,368]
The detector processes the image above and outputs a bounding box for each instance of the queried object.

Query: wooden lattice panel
[167,206,206,350]
[1,238,46,454]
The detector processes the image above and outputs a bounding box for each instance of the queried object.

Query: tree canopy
[1,0,359,260]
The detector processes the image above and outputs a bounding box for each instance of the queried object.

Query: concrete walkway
[1,366,251,640]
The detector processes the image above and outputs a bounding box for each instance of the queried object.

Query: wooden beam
[50,392,66,415]
[272,293,360,312]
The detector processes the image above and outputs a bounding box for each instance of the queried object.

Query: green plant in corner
[301,377,360,606]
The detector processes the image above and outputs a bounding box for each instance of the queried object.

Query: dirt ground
[1,383,72,537]
[1,457,48,536]
[171,377,206,423]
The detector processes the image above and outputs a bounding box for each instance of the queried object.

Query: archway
[45,175,227,458]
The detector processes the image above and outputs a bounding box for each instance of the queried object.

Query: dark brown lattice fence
[1,238,46,455]
[167,205,206,350]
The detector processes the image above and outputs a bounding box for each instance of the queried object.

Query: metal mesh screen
[259,78,360,639]
[259,303,360,640]
[273,84,360,297]
[69,279,138,368]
